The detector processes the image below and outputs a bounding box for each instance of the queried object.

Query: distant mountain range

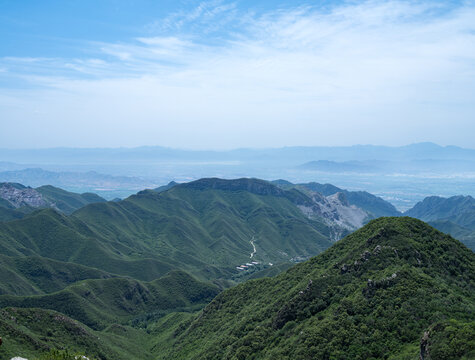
[298,158,475,174]
[152,179,475,250]
[272,181,475,249]
[1,143,474,211]
[0,168,159,199]
[2,143,475,164]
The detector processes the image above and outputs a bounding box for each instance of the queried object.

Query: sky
[0,0,474,150]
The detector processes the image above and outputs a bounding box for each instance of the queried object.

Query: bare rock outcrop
[0,183,50,208]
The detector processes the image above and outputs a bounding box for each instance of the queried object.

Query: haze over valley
[1,142,474,210]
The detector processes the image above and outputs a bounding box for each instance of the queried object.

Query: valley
[0,177,474,359]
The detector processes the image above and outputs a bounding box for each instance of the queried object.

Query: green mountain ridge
[405,195,475,230]
[271,182,475,249]
[0,178,356,358]
[36,185,106,214]
[0,208,197,282]
[1,179,474,359]
[0,270,219,331]
[0,182,106,220]
[0,307,155,360]
[73,179,334,272]
[0,270,218,360]
[0,178,338,289]
[405,195,475,250]
[155,217,475,360]
[0,254,113,296]
[0,216,473,359]
[428,220,475,250]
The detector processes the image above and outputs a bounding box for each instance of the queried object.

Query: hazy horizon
[1,141,474,152]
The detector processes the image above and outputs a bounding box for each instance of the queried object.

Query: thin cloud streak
[0,1,474,149]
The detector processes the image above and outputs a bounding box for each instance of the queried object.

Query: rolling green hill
[0,204,32,221]
[428,220,475,251]
[72,178,334,275]
[0,254,113,296]
[0,178,336,290]
[0,208,202,282]
[3,178,473,359]
[0,270,219,331]
[0,182,106,220]
[155,217,475,360]
[405,195,475,230]
[0,307,155,360]
[405,195,475,250]
[35,185,106,214]
[0,270,219,360]
[1,216,474,359]
[0,178,342,358]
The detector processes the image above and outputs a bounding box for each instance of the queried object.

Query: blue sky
[0,0,474,149]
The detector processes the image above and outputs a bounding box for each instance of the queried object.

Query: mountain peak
[160,216,475,359]
[180,178,286,197]
[330,217,473,271]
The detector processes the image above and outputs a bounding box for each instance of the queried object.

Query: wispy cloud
[1,1,474,149]
[146,0,239,34]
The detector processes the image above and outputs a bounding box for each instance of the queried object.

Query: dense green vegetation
[405,195,475,229]
[0,204,33,221]
[0,178,337,358]
[429,220,475,251]
[0,179,334,286]
[0,307,153,360]
[406,195,475,250]
[420,319,475,360]
[36,185,106,214]
[0,217,473,359]
[0,270,219,330]
[154,217,474,359]
[0,271,218,359]
[1,179,474,359]
[0,254,113,296]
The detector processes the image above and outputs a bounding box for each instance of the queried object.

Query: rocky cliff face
[298,191,369,233]
[0,183,50,208]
